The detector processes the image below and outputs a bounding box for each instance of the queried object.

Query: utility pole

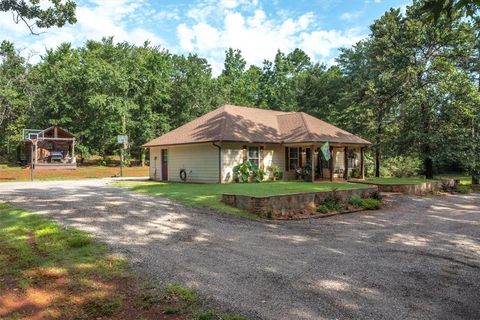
[30,143,34,181]
[119,113,127,177]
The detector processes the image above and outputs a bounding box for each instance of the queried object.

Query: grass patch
[0,203,244,320]
[434,173,472,186]
[114,181,370,219]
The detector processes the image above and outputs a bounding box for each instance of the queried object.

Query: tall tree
[0,0,77,34]
[0,41,29,161]
[169,53,217,127]
[338,9,407,177]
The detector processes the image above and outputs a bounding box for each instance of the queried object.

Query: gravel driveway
[1,179,479,320]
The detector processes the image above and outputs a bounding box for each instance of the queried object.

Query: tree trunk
[424,153,433,179]
[420,102,433,179]
[375,113,383,178]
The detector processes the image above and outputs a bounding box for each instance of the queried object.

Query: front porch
[283,144,365,182]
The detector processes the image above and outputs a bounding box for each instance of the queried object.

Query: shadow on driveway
[1,180,479,320]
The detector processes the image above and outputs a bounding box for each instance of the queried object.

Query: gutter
[212,142,222,183]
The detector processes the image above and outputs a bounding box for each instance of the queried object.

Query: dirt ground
[0,165,148,181]
[1,179,479,320]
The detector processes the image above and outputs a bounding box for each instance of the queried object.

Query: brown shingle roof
[143,105,371,147]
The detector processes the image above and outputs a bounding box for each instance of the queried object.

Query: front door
[161,149,168,181]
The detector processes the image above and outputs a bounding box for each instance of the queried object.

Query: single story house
[143,105,371,183]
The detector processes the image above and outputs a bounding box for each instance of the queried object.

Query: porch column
[242,145,247,162]
[311,144,315,182]
[259,145,264,169]
[360,147,365,179]
[329,146,334,181]
[344,146,348,180]
[72,138,75,163]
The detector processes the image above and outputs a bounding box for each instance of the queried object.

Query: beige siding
[221,143,243,183]
[148,144,219,183]
[221,143,287,183]
[169,144,219,183]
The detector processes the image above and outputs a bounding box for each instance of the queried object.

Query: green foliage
[349,196,382,210]
[0,0,77,33]
[317,190,342,212]
[267,165,283,181]
[232,160,265,183]
[381,156,422,178]
[165,284,199,304]
[456,185,472,194]
[316,204,330,214]
[351,167,361,179]
[419,0,479,22]
[0,5,479,180]
[299,163,312,181]
[348,195,363,207]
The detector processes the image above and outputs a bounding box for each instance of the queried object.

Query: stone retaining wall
[222,186,378,218]
[351,180,442,194]
[374,181,442,194]
[472,184,480,193]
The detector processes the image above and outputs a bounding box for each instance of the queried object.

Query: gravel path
[1,179,479,320]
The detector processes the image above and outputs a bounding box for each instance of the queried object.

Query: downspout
[212,142,222,183]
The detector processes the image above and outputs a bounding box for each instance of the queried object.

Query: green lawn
[434,173,472,185]
[114,181,370,219]
[0,203,245,320]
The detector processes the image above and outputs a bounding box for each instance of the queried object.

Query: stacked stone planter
[222,186,378,218]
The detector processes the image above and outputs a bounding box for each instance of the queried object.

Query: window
[289,147,299,170]
[248,146,259,168]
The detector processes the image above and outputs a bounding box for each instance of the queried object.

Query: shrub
[300,163,312,181]
[381,156,422,178]
[233,161,266,183]
[360,198,382,210]
[316,204,330,214]
[349,195,363,207]
[351,167,361,179]
[456,185,472,194]
[267,165,283,181]
[349,196,382,210]
[318,191,342,212]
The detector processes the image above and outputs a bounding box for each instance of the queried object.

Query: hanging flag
[321,141,331,161]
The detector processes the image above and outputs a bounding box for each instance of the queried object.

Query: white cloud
[1,0,368,76]
[177,4,364,75]
[299,28,363,58]
[0,0,165,63]
[340,11,363,21]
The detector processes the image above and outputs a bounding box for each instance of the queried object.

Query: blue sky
[0,0,407,75]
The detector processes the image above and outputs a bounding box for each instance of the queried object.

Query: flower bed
[222,186,379,219]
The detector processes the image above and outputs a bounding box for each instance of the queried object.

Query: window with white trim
[248,146,260,168]
[289,147,299,170]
